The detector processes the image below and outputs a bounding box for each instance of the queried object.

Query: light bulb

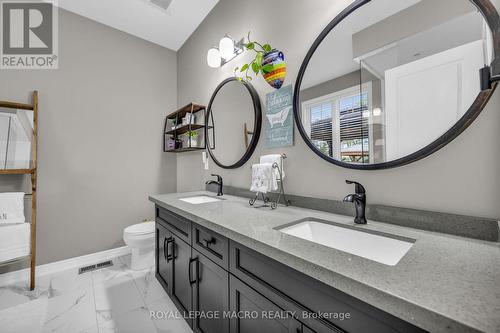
[207,48,221,68]
[219,36,235,60]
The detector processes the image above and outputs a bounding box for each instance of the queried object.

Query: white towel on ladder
[0,192,25,224]
[0,223,30,262]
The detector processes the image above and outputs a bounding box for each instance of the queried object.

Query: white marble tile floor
[0,255,193,333]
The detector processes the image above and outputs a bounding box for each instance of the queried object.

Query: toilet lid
[124,222,155,236]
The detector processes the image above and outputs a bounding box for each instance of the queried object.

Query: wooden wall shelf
[165,147,206,153]
[163,102,213,153]
[166,103,206,120]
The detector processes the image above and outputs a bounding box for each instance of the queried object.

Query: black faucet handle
[211,174,222,182]
[346,180,366,195]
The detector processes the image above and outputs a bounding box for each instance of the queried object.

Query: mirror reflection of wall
[299,0,492,165]
[207,80,256,167]
[0,107,33,169]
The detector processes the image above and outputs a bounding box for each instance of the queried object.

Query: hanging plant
[234,33,287,89]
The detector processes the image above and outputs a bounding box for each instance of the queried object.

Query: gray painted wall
[0,9,177,269]
[177,0,500,220]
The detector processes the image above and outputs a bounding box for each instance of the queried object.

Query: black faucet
[206,174,223,196]
[343,180,367,224]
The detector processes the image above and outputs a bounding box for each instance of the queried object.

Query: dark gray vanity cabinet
[155,223,173,292]
[229,275,301,333]
[155,206,425,333]
[170,234,193,321]
[155,206,230,332]
[229,242,423,333]
[155,219,193,323]
[192,249,230,333]
[156,207,194,327]
[302,327,316,333]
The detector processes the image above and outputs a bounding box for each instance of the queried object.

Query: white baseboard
[0,246,131,287]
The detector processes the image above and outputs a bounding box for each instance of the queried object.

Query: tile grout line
[90,268,99,333]
[122,256,162,333]
[118,255,162,333]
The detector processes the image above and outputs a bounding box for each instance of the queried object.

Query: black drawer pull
[189,257,199,284]
[202,237,216,248]
[165,237,174,262]
[163,237,167,260]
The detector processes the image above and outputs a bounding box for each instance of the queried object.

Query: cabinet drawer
[156,206,191,244]
[192,223,229,269]
[229,275,301,333]
[229,242,424,333]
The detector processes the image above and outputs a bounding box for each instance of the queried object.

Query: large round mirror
[206,78,262,169]
[294,0,499,170]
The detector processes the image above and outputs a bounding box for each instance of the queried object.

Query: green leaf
[263,44,272,53]
[251,62,260,75]
[240,64,249,72]
[255,52,263,67]
[246,76,253,81]
[234,67,239,73]
[261,64,274,74]
[246,42,255,50]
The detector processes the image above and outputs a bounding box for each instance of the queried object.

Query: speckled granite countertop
[149,191,500,333]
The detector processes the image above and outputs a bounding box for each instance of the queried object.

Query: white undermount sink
[278,219,414,266]
[179,195,222,204]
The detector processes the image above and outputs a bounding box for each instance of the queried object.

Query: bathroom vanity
[149,192,500,333]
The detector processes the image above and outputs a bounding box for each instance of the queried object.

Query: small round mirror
[206,78,262,169]
[294,0,498,169]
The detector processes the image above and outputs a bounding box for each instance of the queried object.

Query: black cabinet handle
[163,237,167,260]
[189,257,199,285]
[202,237,216,248]
[165,237,174,262]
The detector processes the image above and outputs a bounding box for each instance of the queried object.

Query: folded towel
[0,192,25,224]
[0,223,30,262]
[260,154,284,190]
[250,163,274,193]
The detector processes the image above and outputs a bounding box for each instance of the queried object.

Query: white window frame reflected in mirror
[302,82,374,163]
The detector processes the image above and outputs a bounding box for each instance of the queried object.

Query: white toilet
[123,221,155,270]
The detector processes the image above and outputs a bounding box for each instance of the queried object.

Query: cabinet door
[170,235,193,324]
[192,250,229,333]
[301,324,341,333]
[156,223,174,293]
[229,276,300,333]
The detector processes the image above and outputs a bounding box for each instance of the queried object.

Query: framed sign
[265,85,294,148]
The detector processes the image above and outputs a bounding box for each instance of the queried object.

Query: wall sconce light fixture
[207,35,246,68]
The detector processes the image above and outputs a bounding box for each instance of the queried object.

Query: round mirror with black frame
[206,77,262,169]
[293,0,499,170]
